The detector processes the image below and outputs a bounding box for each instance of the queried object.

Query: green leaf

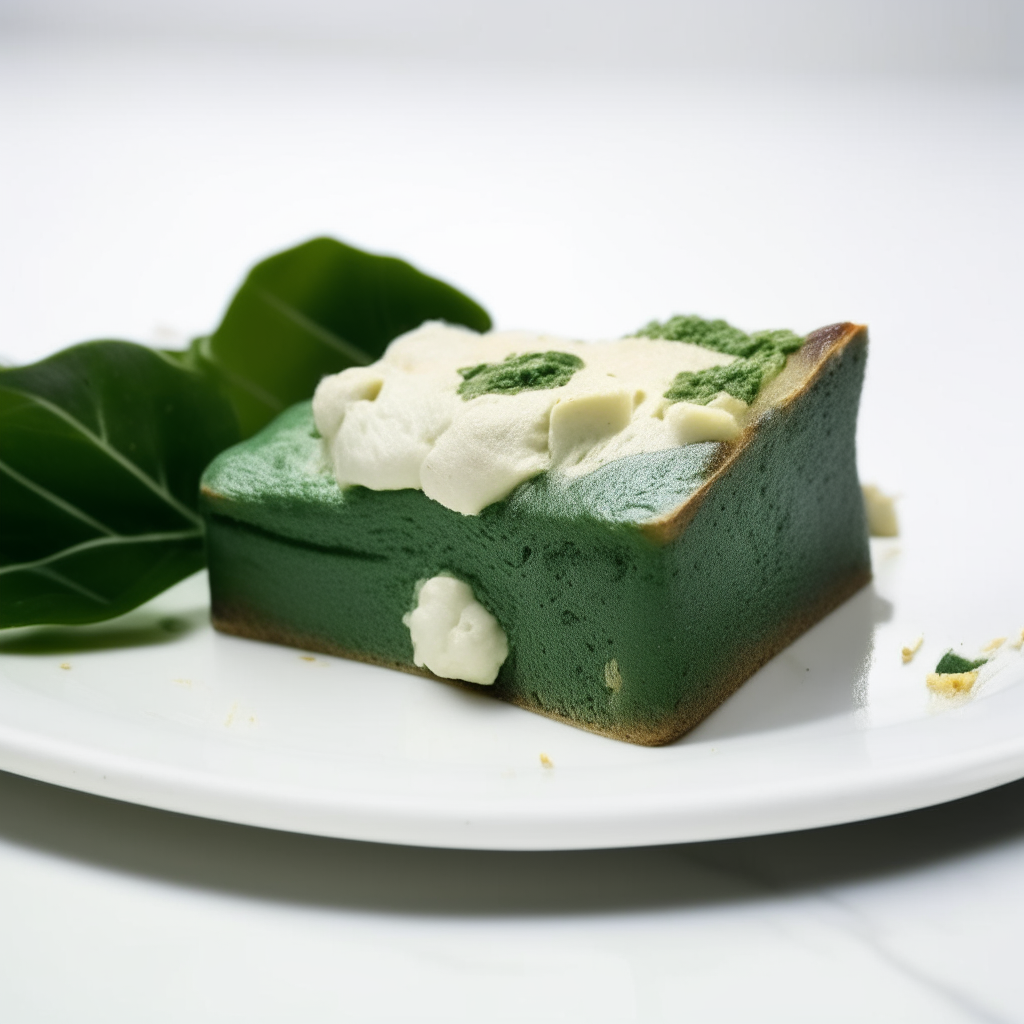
[0,341,239,627]
[194,237,492,438]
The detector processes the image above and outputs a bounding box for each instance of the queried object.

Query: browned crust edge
[212,564,871,748]
[211,604,451,682]
[640,321,868,545]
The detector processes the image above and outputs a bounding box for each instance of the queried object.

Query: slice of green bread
[200,319,870,746]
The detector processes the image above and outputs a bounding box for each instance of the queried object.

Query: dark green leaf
[195,237,492,437]
[0,341,239,627]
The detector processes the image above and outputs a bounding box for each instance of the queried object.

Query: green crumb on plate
[934,651,988,674]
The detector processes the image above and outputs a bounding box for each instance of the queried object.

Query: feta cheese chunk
[665,393,746,445]
[402,575,509,686]
[548,388,634,467]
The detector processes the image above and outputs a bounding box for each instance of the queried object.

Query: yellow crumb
[59,662,71,670]
[981,637,1007,653]
[539,753,554,769]
[299,655,316,662]
[1010,628,1024,651]
[926,671,979,695]
[604,658,623,692]
[862,484,899,537]
[173,677,192,688]
[248,714,257,725]
[901,636,924,663]
[224,701,239,726]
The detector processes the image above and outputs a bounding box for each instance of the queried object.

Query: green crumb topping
[665,350,785,405]
[636,315,803,359]
[638,315,804,407]
[636,315,751,356]
[935,651,988,674]
[458,350,584,400]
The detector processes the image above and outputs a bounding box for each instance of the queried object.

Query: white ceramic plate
[1,533,1022,850]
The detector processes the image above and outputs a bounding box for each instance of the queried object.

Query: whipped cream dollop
[312,322,745,515]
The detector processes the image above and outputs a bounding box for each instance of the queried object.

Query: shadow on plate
[685,584,893,742]
[0,609,209,655]
[0,764,1019,919]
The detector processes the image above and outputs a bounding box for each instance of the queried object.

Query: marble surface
[2,768,1024,1022]
[1,28,1022,1022]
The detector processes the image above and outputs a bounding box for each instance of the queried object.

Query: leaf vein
[11,392,202,528]
[258,289,373,367]
[0,458,116,537]
[0,529,203,577]
[27,565,112,606]
[197,337,286,414]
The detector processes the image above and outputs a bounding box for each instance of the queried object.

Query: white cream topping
[402,575,508,685]
[313,322,746,515]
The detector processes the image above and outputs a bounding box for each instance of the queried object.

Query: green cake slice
[199,318,870,746]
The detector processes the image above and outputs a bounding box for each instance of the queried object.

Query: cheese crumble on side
[901,635,924,664]
[862,484,899,537]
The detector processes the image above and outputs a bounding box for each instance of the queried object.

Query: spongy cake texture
[200,322,870,745]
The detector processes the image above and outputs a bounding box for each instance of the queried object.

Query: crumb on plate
[926,671,978,695]
[901,636,923,663]
[862,484,899,537]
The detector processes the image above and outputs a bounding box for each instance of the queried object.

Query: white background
[1,2,1023,1020]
